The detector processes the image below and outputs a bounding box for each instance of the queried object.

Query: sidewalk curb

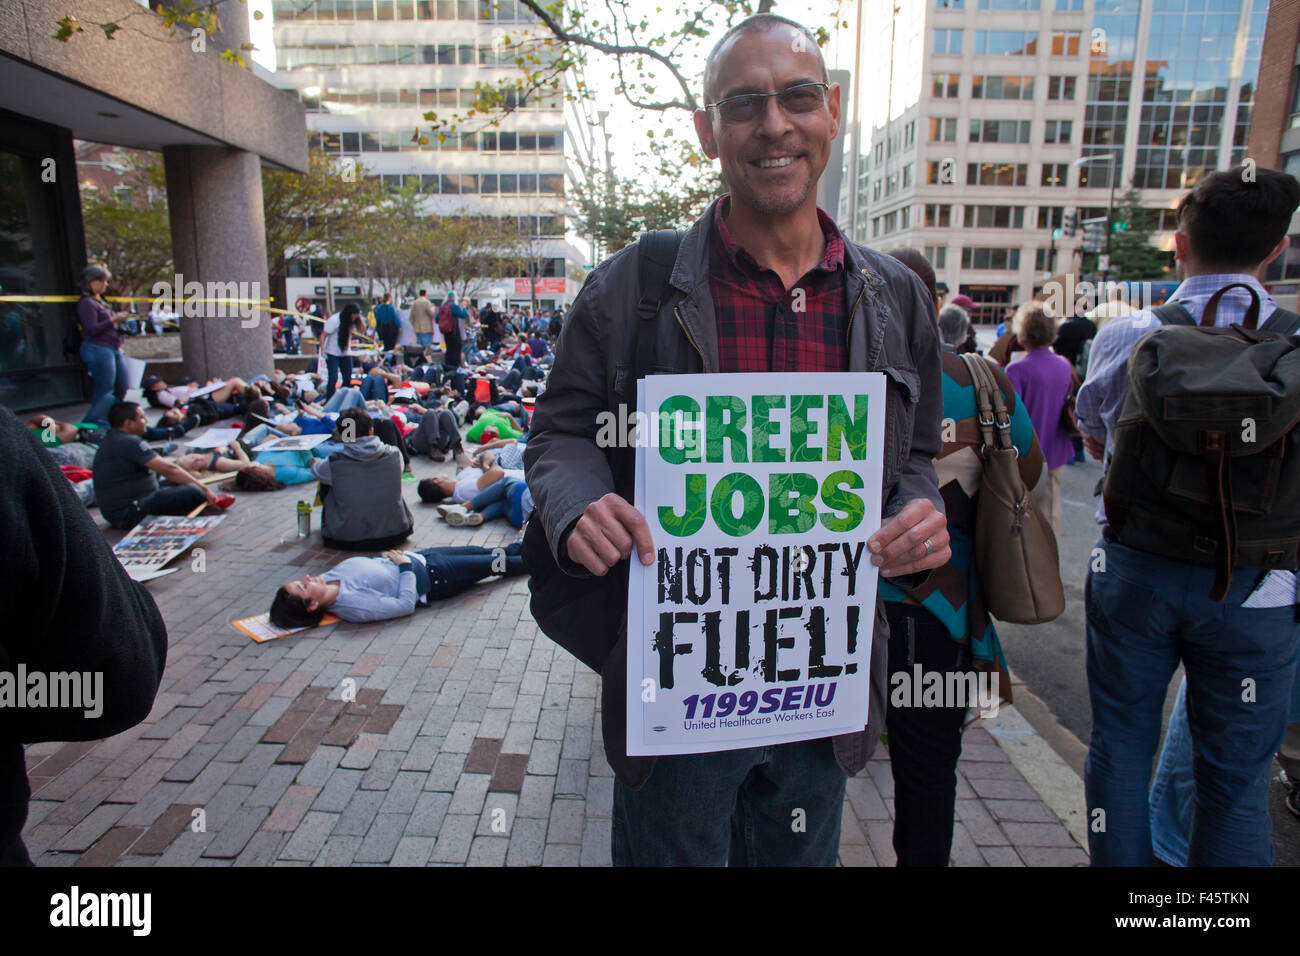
[979,696,1090,854]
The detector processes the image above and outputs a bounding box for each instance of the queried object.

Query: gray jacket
[314,436,414,550]
[525,197,944,787]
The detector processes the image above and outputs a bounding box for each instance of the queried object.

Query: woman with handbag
[1005,302,1074,537]
[885,250,1047,866]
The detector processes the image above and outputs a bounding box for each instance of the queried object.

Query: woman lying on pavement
[269,542,526,625]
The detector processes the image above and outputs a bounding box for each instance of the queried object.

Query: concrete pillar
[163,144,273,382]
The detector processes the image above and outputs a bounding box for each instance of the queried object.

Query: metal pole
[1103,152,1117,288]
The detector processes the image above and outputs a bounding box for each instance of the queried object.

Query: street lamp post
[1072,152,1119,287]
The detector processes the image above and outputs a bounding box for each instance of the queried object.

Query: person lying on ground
[142,375,248,409]
[269,542,526,625]
[92,402,221,529]
[417,459,523,510]
[465,407,525,443]
[439,473,534,528]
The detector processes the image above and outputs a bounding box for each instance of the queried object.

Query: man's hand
[563,493,655,576]
[867,498,950,577]
[204,487,219,507]
[1083,433,1104,461]
[382,549,409,566]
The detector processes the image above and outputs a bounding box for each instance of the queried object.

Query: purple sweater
[1006,347,1074,470]
[77,296,120,349]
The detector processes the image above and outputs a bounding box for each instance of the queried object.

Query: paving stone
[580,817,611,866]
[527,739,561,776]
[338,733,385,771]
[425,752,467,792]
[547,798,585,844]
[999,821,1079,848]
[837,843,879,867]
[555,758,588,798]
[505,816,547,866]
[448,773,492,816]
[313,834,363,866]
[313,768,364,813]
[334,789,386,837]
[949,821,987,867]
[1017,846,1090,866]
[466,836,510,866]
[246,763,299,808]
[429,814,477,864]
[968,777,1041,802]
[517,775,555,819]
[391,836,436,866]
[407,791,453,838]
[263,786,321,832]
[955,799,1010,846]
[380,772,426,816]
[354,813,408,863]
[979,845,1027,867]
[163,743,222,783]
[75,826,147,867]
[363,704,404,735]
[233,830,287,867]
[959,760,1026,780]
[984,798,1060,824]
[133,803,204,855]
[279,811,339,861]
[296,746,345,788]
[541,844,581,866]
[465,737,503,774]
[53,803,129,852]
[202,806,270,859]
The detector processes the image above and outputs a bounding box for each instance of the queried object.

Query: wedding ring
[922,537,934,556]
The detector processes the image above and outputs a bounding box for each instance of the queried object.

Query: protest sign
[112,515,225,581]
[252,433,330,452]
[626,372,887,756]
[183,427,242,450]
[232,611,341,643]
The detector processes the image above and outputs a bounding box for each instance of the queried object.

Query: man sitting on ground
[312,408,413,550]
[269,541,526,625]
[92,402,220,529]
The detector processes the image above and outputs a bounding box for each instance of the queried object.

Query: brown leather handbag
[960,353,1065,624]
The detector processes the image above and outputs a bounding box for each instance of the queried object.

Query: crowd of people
[10,11,1299,872]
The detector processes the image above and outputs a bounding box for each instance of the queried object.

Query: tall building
[1247,0,1300,307]
[267,0,594,312]
[829,0,1266,321]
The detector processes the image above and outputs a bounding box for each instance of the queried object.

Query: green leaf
[101,21,121,39]
[52,15,83,41]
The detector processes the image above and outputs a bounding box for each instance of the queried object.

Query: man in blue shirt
[1076,166,1300,866]
[373,292,401,354]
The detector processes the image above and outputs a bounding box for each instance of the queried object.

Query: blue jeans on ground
[324,354,353,400]
[322,387,365,413]
[1085,538,1300,866]
[468,479,532,528]
[416,542,523,600]
[80,342,128,426]
[115,483,207,530]
[359,374,386,402]
[611,737,847,866]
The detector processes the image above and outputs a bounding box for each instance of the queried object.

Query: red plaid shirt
[709,195,849,373]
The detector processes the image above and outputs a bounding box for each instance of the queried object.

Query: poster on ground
[626,372,887,757]
[252,433,330,452]
[112,514,225,581]
[232,611,341,643]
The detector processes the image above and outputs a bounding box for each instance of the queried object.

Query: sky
[245,0,844,181]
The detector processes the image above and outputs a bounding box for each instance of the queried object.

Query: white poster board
[626,372,887,756]
[113,515,225,581]
[183,427,243,450]
[121,355,147,392]
[252,433,330,452]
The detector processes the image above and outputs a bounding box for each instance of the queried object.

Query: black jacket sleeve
[0,407,168,744]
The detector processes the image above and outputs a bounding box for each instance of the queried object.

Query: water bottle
[296,500,311,538]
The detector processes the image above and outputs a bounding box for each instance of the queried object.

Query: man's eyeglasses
[706,82,830,125]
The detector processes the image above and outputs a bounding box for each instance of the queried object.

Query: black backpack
[522,230,683,671]
[1102,283,1300,600]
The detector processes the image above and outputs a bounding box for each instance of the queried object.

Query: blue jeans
[324,354,353,399]
[468,479,532,528]
[1085,539,1300,866]
[416,333,433,347]
[1151,668,1300,865]
[417,542,524,600]
[360,373,387,402]
[115,483,208,530]
[611,737,847,866]
[322,387,365,413]
[80,342,127,426]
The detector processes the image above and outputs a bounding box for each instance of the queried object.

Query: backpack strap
[1149,302,1197,327]
[1261,306,1300,336]
[633,229,684,384]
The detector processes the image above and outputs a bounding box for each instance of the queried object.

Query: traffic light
[1063,208,1079,237]
[1081,217,1107,253]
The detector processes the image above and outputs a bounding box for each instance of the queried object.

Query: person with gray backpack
[1076,166,1300,866]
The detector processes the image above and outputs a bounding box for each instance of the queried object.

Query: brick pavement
[22,415,1088,867]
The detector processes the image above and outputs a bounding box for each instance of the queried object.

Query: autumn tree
[79,152,174,297]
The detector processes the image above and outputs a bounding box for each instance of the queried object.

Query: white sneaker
[442,504,483,526]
